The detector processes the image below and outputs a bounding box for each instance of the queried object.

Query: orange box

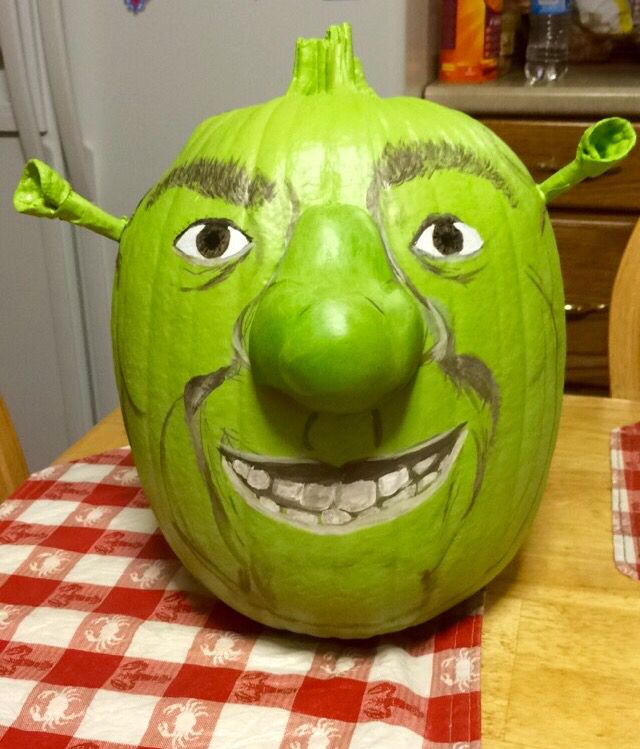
[439,0,503,83]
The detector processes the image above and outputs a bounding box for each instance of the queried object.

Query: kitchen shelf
[423,63,640,118]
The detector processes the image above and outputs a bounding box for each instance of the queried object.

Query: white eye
[413,215,483,259]
[174,219,252,265]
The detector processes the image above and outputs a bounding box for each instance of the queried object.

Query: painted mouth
[220,424,467,533]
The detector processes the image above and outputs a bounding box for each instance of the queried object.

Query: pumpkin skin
[112,24,565,638]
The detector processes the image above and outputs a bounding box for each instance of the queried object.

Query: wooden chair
[609,219,640,400]
[0,396,29,500]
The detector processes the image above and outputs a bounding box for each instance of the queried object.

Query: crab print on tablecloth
[0,449,484,747]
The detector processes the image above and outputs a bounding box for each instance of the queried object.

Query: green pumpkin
[14,24,635,638]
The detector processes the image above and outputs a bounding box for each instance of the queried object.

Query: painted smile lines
[220,425,467,533]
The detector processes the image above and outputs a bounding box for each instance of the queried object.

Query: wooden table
[55,394,640,748]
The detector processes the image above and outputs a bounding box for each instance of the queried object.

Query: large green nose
[247,204,426,414]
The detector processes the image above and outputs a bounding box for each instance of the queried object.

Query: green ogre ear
[13,159,128,242]
[539,117,636,203]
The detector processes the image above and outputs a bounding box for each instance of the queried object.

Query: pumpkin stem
[13,159,128,242]
[287,23,373,96]
[539,118,636,203]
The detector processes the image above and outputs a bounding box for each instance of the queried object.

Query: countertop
[423,63,640,118]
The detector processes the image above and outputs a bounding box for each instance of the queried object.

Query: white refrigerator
[0,0,435,470]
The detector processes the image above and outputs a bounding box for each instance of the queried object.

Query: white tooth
[418,472,438,493]
[413,454,438,476]
[301,483,336,511]
[223,458,259,503]
[284,508,319,525]
[377,467,410,498]
[259,497,280,513]
[382,484,417,509]
[321,509,352,525]
[360,506,382,519]
[232,459,251,479]
[247,468,271,491]
[338,481,377,512]
[272,479,304,504]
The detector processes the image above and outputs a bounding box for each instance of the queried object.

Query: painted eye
[412,214,483,259]
[174,219,252,264]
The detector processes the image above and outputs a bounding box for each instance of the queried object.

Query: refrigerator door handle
[37,0,95,198]
[0,0,45,159]
[33,0,120,422]
[0,0,96,441]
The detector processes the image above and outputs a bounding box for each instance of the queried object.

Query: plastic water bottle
[525,0,571,85]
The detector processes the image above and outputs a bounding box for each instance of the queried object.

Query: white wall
[60,0,426,219]
[2,1,433,470]
[0,136,71,470]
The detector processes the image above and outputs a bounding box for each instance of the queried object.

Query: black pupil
[196,222,231,259]
[431,217,463,255]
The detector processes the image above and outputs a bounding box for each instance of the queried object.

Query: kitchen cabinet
[481,118,640,394]
[423,67,640,395]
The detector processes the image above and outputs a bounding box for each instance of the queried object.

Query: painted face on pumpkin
[147,145,503,540]
[15,25,635,637]
[116,112,531,629]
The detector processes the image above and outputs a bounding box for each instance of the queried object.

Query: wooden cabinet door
[552,212,635,393]
[482,119,640,213]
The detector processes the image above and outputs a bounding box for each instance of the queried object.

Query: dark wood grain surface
[553,212,635,392]
[482,118,640,213]
[481,118,639,394]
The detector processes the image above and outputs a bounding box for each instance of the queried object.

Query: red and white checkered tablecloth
[611,424,640,580]
[0,448,483,749]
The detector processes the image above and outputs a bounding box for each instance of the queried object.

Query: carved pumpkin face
[111,24,565,636]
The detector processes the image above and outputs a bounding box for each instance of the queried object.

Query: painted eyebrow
[144,158,276,209]
[367,140,518,211]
